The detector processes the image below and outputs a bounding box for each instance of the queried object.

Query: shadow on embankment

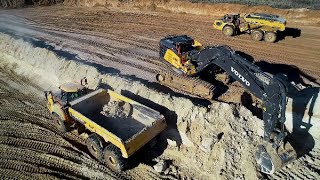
[238,51,319,159]
[240,51,319,159]
[3,29,318,170]
[0,31,184,169]
[255,61,319,158]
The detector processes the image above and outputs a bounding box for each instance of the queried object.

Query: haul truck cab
[45,79,167,171]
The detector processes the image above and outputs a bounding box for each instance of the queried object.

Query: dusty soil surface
[1,5,320,86]
[0,4,320,180]
[0,38,167,179]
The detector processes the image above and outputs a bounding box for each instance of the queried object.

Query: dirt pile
[1,32,319,179]
[0,32,264,179]
[101,101,131,118]
[0,62,121,179]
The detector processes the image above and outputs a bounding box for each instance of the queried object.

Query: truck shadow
[120,90,182,169]
[277,27,301,42]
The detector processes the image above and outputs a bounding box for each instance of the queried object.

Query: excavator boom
[157,35,297,174]
[189,45,297,173]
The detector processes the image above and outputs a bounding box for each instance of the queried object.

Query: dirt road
[0,4,320,180]
[1,5,320,85]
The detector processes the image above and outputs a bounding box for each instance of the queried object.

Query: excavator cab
[159,35,198,75]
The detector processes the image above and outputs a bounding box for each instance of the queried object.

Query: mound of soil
[1,32,319,179]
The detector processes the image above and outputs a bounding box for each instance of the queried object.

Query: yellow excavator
[213,13,286,43]
[157,35,297,174]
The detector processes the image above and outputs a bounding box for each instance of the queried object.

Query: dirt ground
[0,3,320,180]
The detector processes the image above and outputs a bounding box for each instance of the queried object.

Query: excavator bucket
[255,83,320,174]
[255,141,297,174]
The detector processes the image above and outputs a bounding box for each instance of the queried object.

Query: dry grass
[2,0,320,25]
[191,0,320,10]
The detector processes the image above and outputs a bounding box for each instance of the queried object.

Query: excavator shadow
[286,86,318,158]
[236,52,318,159]
[255,61,319,87]
[254,61,319,159]
[120,90,181,169]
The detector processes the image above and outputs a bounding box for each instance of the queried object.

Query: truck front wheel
[52,113,70,132]
[222,25,234,36]
[86,134,104,161]
[103,144,127,172]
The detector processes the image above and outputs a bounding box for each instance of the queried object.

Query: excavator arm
[190,45,296,174]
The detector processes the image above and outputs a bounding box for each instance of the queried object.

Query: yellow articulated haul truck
[213,13,286,43]
[45,79,166,171]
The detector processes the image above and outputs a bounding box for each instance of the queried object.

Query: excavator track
[156,71,215,100]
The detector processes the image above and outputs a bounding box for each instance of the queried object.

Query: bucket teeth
[255,141,297,174]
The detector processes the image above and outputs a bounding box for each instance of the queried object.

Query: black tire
[251,30,264,41]
[103,144,127,172]
[222,25,234,36]
[86,134,104,161]
[264,31,277,43]
[52,113,69,132]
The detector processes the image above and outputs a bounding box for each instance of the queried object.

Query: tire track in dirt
[0,63,169,180]
[19,9,320,82]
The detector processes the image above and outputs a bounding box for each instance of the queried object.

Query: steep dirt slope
[0,32,319,179]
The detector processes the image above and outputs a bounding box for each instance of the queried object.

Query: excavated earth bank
[0,33,319,179]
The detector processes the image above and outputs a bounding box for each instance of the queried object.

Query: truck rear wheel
[251,30,263,41]
[86,134,104,161]
[264,32,277,43]
[52,113,69,132]
[103,144,127,172]
[222,25,234,36]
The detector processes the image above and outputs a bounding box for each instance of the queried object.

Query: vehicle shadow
[258,62,318,158]
[255,60,320,87]
[277,27,301,42]
[235,52,318,159]
[286,86,319,158]
[120,90,181,169]
[1,30,212,107]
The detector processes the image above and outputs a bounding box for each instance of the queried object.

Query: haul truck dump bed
[69,88,166,146]
[46,82,166,171]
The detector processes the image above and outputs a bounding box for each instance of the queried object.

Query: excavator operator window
[180,43,194,53]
